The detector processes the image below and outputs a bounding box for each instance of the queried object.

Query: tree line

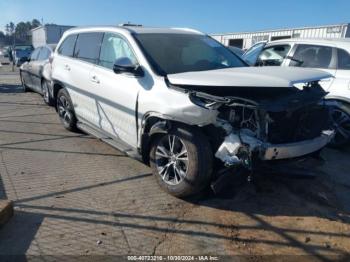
[0,19,42,46]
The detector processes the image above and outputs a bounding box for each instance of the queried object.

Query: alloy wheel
[155,135,189,185]
[57,95,73,126]
[42,81,49,103]
[330,106,350,145]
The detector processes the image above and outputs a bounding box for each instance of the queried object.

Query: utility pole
[12,30,15,72]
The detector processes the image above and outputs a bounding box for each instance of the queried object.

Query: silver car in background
[20,44,56,105]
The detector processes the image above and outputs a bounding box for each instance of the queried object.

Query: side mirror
[49,54,54,64]
[113,57,144,76]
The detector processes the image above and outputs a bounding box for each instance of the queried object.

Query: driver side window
[99,33,137,70]
[257,45,291,66]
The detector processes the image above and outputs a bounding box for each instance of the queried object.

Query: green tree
[15,22,31,41]
[31,19,41,29]
[9,22,15,35]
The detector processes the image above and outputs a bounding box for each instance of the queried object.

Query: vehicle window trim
[335,48,350,70]
[73,32,104,65]
[57,34,78,58]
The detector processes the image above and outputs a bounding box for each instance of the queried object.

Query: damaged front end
[180,81,335,170]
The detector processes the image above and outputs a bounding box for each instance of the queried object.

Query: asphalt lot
[0,62,350,259]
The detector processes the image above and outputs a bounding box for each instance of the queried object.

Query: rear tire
[20,71,29,92]
[42,79,54,106]
[57,88,77,132]
[149,124,213,198]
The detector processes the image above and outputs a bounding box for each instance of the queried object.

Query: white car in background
[243,38,350,147]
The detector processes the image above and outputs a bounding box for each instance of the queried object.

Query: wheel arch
[325,96,350,107]
[52,81,65,107]
[139,113,214,165]
[138,112,217,164]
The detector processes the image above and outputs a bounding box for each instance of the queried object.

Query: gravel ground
[0,63,349,260]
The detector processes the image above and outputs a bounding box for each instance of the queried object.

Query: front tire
[57,88,77,132]
[149,124,213,198]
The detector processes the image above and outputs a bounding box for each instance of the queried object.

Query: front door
[88,32,142,147]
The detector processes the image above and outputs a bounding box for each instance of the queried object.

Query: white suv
[243,38,350,147]
[51,26,334,197]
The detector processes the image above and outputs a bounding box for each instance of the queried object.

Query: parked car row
[18,25,347,197]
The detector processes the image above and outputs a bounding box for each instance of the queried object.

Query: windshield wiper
[286,56,304,65]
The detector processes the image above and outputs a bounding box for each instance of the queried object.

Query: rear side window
[290,44,333,69]
[74,33,104,64]
[337,48,350,70]
[58,34,77,57]
[38,47,51,60]
[30,48,41,61]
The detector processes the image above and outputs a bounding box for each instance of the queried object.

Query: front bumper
[262,130,334,160]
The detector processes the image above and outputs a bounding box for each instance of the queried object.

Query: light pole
[12,31,15,72]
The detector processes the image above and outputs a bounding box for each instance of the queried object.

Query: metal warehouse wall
[31,25,74,48]
[212,23,350,49]
[46,25,73,45]
[31,27,46,48]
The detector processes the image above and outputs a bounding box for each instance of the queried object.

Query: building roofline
[211,23,350,36]
[30,24,75,32]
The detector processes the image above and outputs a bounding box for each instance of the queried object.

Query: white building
[31,24,74,48]
[211,23,350,50]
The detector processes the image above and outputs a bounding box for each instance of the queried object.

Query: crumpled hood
[167,66,332,88]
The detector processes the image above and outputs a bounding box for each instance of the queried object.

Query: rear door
[288,44,336,90]
[30,46,51,92]
[22,48,40,89]
[329,48,350,99]
[64,32,104,126]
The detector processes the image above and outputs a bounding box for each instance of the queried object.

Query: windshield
[134,33,246,75]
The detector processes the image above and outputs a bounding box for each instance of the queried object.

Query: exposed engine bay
[170,80,335,169]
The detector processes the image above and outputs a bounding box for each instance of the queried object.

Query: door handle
[90,75,100,84]
[64,64,71,71]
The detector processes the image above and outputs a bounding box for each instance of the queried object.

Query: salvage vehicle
[51,26,334,197]
[243,38,350,147]
[20,44,56,105]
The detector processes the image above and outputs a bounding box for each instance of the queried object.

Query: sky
[1,0,350,34]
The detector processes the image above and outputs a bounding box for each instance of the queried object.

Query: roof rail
[171,27,203,34]
[119,23,143,27]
